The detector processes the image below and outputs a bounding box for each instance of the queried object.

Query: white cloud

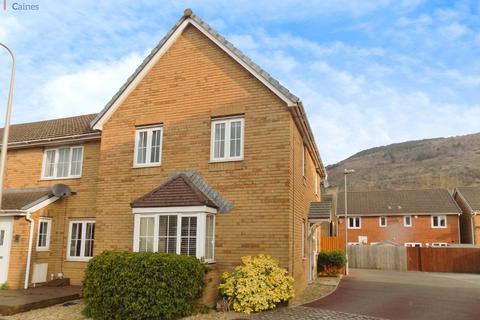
[0,16,21,41]
[27,53,143,119]
[438,22,469,40]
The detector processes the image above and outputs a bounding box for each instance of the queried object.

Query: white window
[36,218,52,251]
[134,126,163,167]
[133,210,216,262]
[67,221,95,261]
[210,118,244,162]
[348,217,361,229]
[379,216,387,227]
[432,215,447,228]
[358,236,368,244]
[404,216,412,227]
[405,242,422,247]
[348,242,361,246]
[432,242,448,247]
[42,146,83,179]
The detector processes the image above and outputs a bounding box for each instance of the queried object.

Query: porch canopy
[0,185,71,214]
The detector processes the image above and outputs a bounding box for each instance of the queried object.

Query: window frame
[133,208,216,263]
[431,242,449,247]
[431,215,447,228]
[66,220,96,262]
[379,216,387,227]
[41,146,84,180]
[404,215,412,227]
[404,242,422,247]
[133,126,163,168]
[210,117,244,162]
[36,218,52,251]
[348,217,361,229]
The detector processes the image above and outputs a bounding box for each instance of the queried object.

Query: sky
[0,0,479,165]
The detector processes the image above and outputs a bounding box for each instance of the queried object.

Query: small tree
[317,250,346,275]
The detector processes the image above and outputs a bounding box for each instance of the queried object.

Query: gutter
[0,132,101,150]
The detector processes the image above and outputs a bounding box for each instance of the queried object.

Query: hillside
[326,132,480,191]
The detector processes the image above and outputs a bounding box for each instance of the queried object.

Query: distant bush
[317,250,346,275]
[219,254,294,314]
[83,251,207,320]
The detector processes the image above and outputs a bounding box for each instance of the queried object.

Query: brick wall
[338,215,460,246]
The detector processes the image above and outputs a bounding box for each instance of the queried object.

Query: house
[335,189,461,247]
[0,9,325,304]
[453,186,480,245]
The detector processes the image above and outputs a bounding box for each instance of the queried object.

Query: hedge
[317,250,346,275]
[82,251,207,320]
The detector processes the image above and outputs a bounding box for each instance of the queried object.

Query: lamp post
[0,43,16,209]
[344,168,355,275]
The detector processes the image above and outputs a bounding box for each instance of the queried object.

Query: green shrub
[219,254,294,314]
[82,251,207,320]
[0,282,9,290]
[317,250,346,275]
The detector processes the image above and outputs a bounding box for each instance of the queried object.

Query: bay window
[210,117,244,162]
[133,209,215,262]
[42,146,83,179]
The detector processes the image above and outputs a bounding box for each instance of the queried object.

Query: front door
[0,217,13,284]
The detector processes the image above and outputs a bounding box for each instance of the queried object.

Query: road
[305,268,480,320]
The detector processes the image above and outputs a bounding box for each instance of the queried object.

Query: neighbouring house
[335,189,461,247]
[453,186,480,245]
[0,9,326,304]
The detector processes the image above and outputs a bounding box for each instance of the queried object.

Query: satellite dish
[51,184,72,197]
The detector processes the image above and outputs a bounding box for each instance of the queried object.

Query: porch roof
[1,187,55,211]
[309,195,333,220]
[131,171,233,212]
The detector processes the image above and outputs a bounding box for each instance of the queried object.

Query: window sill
[36,248,50,252]
[132,164,161,169]
[39,176,81,181]
[65,257,92,263]
[209,158,243,163]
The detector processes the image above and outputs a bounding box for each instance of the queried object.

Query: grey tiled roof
[1,187,54,211]
[0,114,98,146]
[456,186,480,211]
[309,195,333,219]
[90,10,299,128]
[336,189,461,216]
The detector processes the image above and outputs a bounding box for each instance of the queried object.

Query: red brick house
[0,9,325,303]
[453,186,480,245]
[336,189,461,247]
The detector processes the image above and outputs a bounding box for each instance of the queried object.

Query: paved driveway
[306,269,480,320]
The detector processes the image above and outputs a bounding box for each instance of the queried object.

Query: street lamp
[0,43,16,209]
[344,168,355,276]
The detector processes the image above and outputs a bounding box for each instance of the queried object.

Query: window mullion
[176,215,181,255]
[153,215,159,252]
[146,130,152,164]
[67,147,73,178]
[225,120,231,160]
[80,222,86,259]
[53,149,59,178]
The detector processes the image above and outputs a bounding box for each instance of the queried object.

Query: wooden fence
[407,247,480,273]
[348,245,407,271]
[319,236,344,252]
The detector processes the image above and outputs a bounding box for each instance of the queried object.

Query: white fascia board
[93,18,297,131]
[132,206,217,214]
[26,196,60,213]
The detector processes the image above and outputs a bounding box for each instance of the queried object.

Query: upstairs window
[404,216,412,227]
[379,216,387,227]
[42,146,83,179]
[432,215,447,228]
[210,117,244,162]
[134,126,163,167]
[348,217,361,229]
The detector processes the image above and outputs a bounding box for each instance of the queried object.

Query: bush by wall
[317,250,346,275]
[219,254,294,314]
[83,251,207,320]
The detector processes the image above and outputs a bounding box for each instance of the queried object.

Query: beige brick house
[0,9,325,303]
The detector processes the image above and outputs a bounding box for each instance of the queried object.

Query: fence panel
[348,245,407,271]
[407,247,480,273]
[319,236,344,252]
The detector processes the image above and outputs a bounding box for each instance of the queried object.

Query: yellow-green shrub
[219,254,294,314]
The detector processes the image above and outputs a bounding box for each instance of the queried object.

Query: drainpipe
[24,212,34,289]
